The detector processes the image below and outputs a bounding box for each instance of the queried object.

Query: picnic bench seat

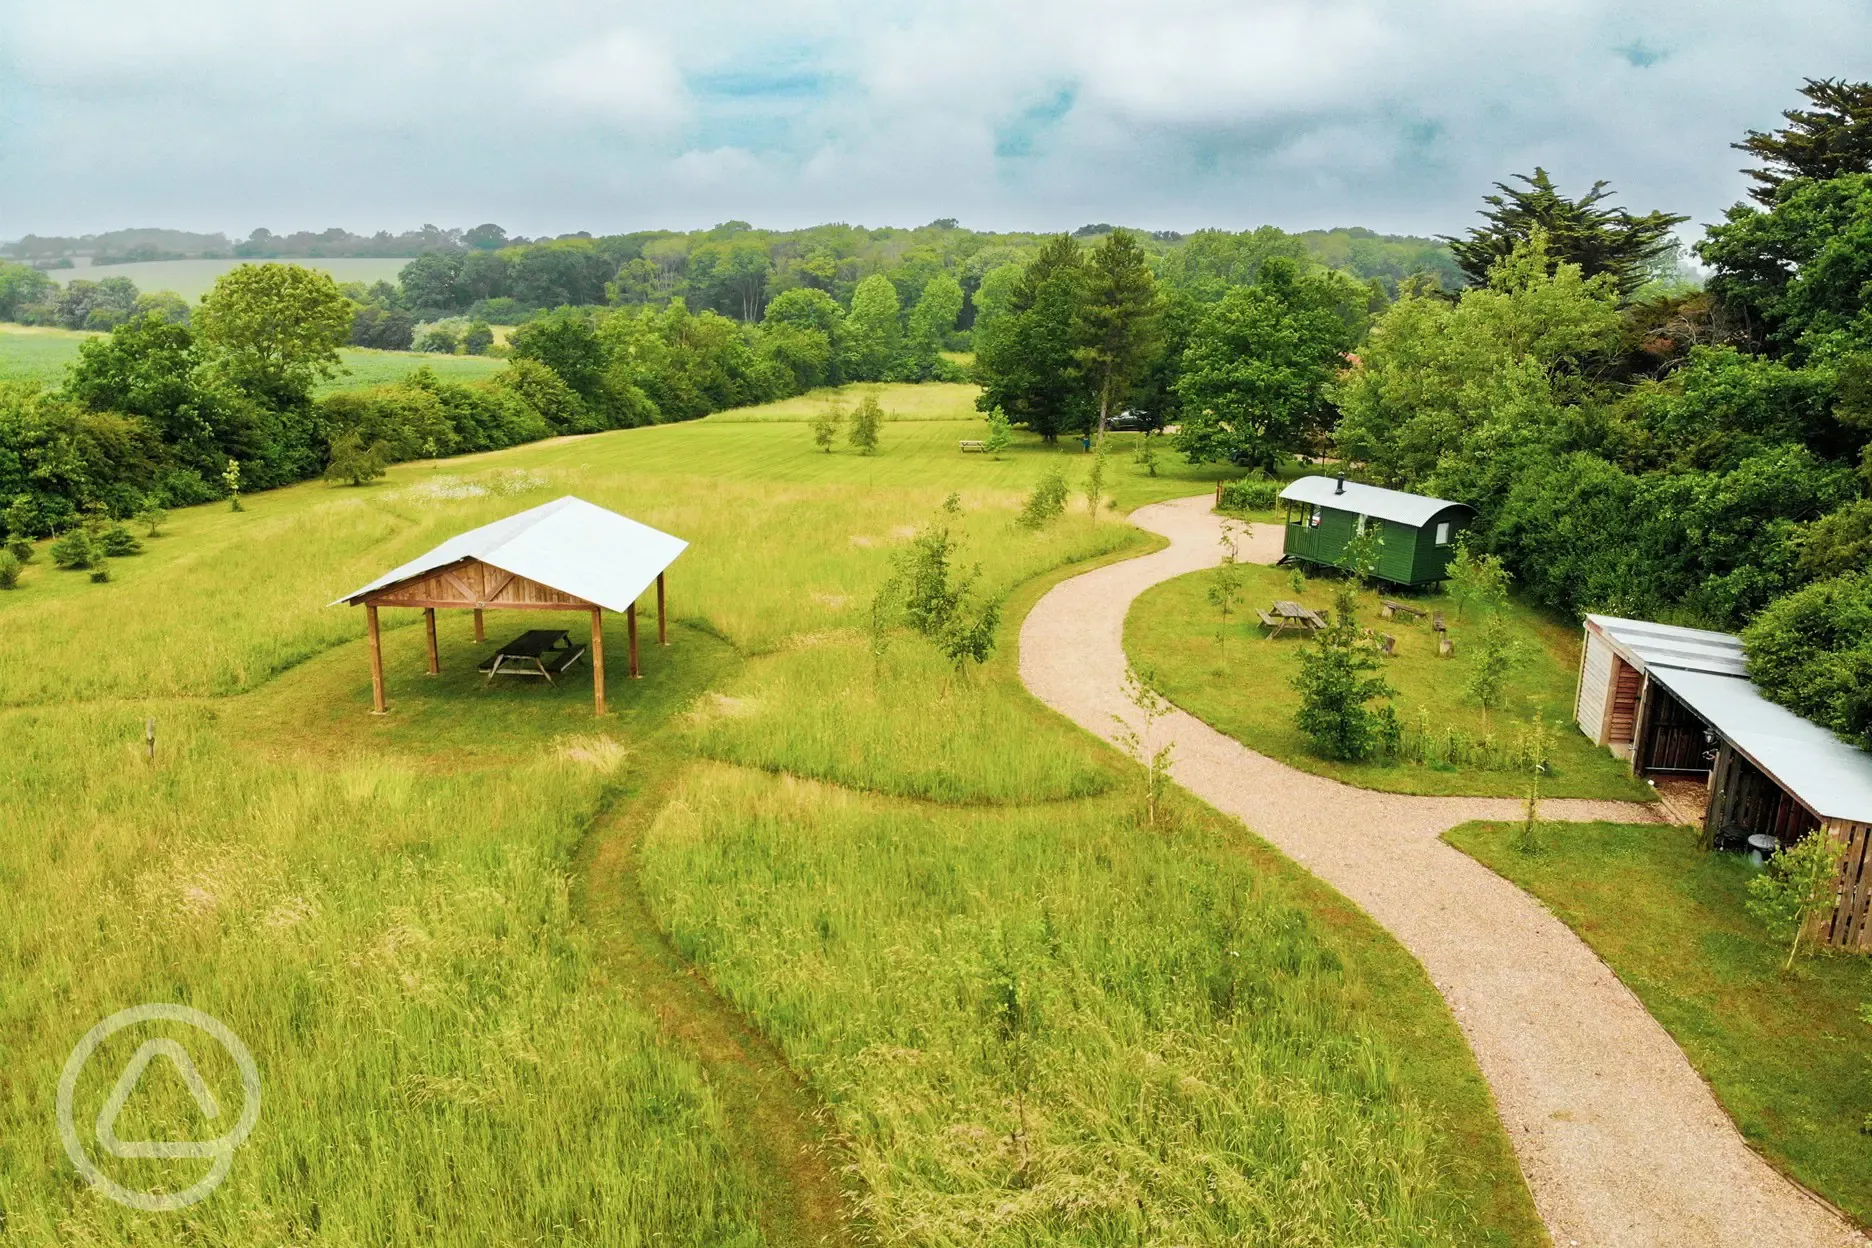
[958,439,987,453]
[479,629,588,685]
[1256,609,1282,630]
[1380,599,1425,622]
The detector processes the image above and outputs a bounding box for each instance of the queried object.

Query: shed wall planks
[1576,630,1613,744]
[1824,819,1872,951]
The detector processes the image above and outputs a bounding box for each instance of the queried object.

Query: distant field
[0,325,505,392]
[48,257,415,300]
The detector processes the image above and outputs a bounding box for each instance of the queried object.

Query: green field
[0,387,1541,1245]
[1126,560,1652,799]
[48,257,415,301]
[0,324,505,393]
[1447,820,1872,1224]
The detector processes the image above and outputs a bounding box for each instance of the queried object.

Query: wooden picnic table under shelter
[332,495,687,717]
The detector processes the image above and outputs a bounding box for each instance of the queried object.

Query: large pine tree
[1737,78,1872,205]
[1443,168,1685,300]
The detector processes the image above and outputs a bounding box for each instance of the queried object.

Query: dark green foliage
[5,535,32,563]
[462,321,494,355]
[1794,499,1872,579]
[0,549,19,589]
[1175,258,1361,470]
[1701,172,1872,360]
[1443,168,1687,300]
[1291,587,1395,761]
[1737,78,1872,206]
[975,235,1091,442]
[49,528,99,570]
[98,523,141,557]
[1742,570,1872,748]
[1074,230,1163,430]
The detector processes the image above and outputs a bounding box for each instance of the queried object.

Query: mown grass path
[1019,494,1864,1248]
[572,746,855,1248]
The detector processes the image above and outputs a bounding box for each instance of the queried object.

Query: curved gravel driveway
[1019,493,1862,1248]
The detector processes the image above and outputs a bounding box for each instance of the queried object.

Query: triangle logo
[94,1039,224,1160]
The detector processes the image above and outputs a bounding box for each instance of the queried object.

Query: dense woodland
[3,80,1870,746]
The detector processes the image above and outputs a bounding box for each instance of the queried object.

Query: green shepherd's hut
[1278,474,1474,586]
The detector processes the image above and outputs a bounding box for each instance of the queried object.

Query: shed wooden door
[1823,820,1872,951]
[1607,658,1643,744]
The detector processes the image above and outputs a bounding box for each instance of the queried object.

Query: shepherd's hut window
[1435,521,1452,546]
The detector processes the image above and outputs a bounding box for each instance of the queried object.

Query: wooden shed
[1277,475,1474,586]
[333,496,686,717]
[1574,613,1872,951]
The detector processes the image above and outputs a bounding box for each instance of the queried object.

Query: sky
[2,0,1868,244]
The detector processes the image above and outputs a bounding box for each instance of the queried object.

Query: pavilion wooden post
[590,607,606,716]
[657,572,668,645]
[473,608,485,643]
[366,604,387,714]
[627,603,641,678]
[423,608,440,675]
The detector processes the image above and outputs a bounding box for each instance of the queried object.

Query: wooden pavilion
[333,496,687,717]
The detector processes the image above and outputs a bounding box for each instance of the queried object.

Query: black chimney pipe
[1335,472,1345,495]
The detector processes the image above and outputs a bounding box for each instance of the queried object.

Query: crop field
[0,324,506,393]
[1126,561,1653,799]
[0,385,1540,1245]
[47,257,415,301]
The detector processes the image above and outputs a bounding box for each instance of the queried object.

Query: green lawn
[0,386,1542,1245]
[49,257,415,302]
[0,323,506,393]
[1447,820,1872,1226]
[1126,560,1651,799]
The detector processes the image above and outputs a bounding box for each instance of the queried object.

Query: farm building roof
[1645,665,1872,824]
[1585,614,1751,679]
[1278,476,1472,529]
[334,496,687,614]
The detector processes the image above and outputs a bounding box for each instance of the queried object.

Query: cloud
[2,0,1869,238]
[536,28,689,127]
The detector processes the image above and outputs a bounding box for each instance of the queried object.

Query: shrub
[848,393,883,455]
[983,407,1012,458]
[98,524,142,557]
[1016,469,1070,530]
[1743,569,1872,748]
[88,559,111,584]
[1218,477,1280,511]
[6,535,32,564]
[1746,829,1849,970]
[325,430,391,486]
[1291,586,1395,760]
[134,503,166,537]
[0,550,20,589]
[49,529,98,570]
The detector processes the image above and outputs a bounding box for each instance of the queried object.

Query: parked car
[1106,409,1153,432]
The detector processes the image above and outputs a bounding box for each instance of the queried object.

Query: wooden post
[473,608,485,643]
[627,602,641,678]
[424,608,440,675]
[590,607,606,716]
[656,572,668,645]
[367,604,387,714]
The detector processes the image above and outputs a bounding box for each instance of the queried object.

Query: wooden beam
[365,598,595,612]
[366,605,387,714]
[424,608,440,675]
[473,608,485,643]
[590,608,606,716]
[628,603,641,678]
[657,572,668,645]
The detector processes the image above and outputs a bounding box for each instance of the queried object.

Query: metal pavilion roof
[1278,475,1473,529]
[334,496,687,614]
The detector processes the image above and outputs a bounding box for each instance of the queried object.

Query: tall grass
[0,703,766,1245]
[641,764,1490,1247]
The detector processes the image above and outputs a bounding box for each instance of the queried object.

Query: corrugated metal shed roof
[1646,665,1872,823]
[1586,614,1751,678]
[334,496,687,614]
[1278,475,1472,529]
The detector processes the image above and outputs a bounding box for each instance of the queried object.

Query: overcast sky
[2,1,1867,243]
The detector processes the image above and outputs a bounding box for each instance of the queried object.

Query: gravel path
[1020,494,1862,1248]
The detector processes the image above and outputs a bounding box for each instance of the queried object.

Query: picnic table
[1257,599,1327,639]
[479,629,588,685]
[958,439,987,453]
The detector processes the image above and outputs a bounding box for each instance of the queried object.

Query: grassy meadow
[0,324,506,394]
[1126,560,1652,799]
[0,384,1541,1245]
[1447,820,1872,1225]
[48,257,416,302]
